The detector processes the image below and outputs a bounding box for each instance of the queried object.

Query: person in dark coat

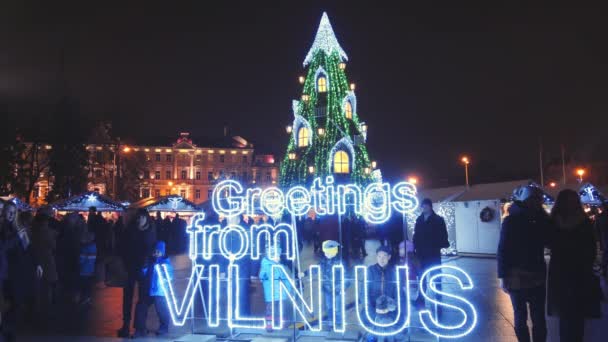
[0,202,42,342]
[117,208,157,338]
[497,186,550,342]
[548,189,601,342]
[56,213,84,300]
[595,203,608,276]
[30,214,58,317]
[365,246,397,312]
[412,198,449,308]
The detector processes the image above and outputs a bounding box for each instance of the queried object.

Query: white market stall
[130,195,201,219]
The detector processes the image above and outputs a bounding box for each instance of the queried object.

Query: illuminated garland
[280,14,373,188]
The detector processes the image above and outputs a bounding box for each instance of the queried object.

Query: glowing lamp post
[286,125,292,133]
[407,176,418,185]
[461,156,470,188]
[576,168,585,183]
[549,181,557,188]
[298,76,305,84]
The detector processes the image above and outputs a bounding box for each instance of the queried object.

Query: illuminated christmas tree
[279,12,375,187]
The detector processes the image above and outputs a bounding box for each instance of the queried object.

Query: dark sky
[2,1,608,185]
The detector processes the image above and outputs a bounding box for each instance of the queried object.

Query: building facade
[31,132,278,205]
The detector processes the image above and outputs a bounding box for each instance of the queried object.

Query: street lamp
[123,146,131,153]
[576,168,585,183]
[549,181,557,188]
[461,156,470,188]
[407,176,418,185]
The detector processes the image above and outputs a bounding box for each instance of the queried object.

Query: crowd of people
[1,186,605,341]
[0,200,190,341]
[498,185,605,342]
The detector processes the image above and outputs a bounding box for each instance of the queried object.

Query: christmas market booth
[130,195,201,219]
[51,191,125,220]
[411,180,552,256]
[0,196,34,212]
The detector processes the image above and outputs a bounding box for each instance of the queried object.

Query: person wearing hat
[133,241,172,337]
[498,185,550,342]
[412,198,449,308]
[259,244,291,332]
[320,240,345,330]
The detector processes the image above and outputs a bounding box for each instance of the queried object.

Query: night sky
[2,1,607,185]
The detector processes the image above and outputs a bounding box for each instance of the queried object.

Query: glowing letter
[337,184,363,215]
[311,177,327,215]
[219,224,249,262]
[418,265,477,339]
[212,180,245,218]
[355,265,411,335]
[271,265,322,331]
[228,264,265,328]
[156,264,205,327]
[363,183,391,224]
[286,186,312,216]
[250,223,296,260]
[391,182,418,214]
[261,187,285,217]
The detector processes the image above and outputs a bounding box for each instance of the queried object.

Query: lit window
[195,189,201,199]
[333,150,349,174]
[317,76,327,93]
[298,127,309,147]
[344,101,353,119]
[180,189,186,198]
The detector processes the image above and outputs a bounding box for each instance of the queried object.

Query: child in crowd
[78,230,96,305]
[259,245,290,332]
[373,295,397,342]
[133,241,172,337]
[320,240,344,330]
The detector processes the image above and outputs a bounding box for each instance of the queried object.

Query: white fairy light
[303,12,348,66]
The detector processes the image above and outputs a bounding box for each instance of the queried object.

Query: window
[95,151,103,163]
[208,189,213,199]
[166,154,172,162]
[242,156,248,164]
[146,154,151,162]
[242,171,248,181]
[154,189,161,197]
[344,101,353,119]
[297,127,309,147]
[266,172,272,182]
[196,171,201,180]
[317,76,327,92]
[95,169,102,178]
[166,170,172,179]
[333,150,350,174]
[144,170,150,179]
[196,154,201,162]
[155,154,161,162]
[181,170,187,180]
[195,189,201,199]
[142,188,150,198]
[219,155,225,163]
[180,189,186,198]
[155,171,161,179]
[208,171,214,181]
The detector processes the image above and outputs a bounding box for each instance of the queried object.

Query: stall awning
[130,195,201,212]
[51,192,125,212]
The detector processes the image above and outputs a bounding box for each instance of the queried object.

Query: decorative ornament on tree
[279,12,376,188]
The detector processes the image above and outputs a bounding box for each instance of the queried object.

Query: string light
[303,12,348,66]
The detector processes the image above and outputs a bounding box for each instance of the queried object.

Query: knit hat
[155,241,166,256]
[322,240,340,253]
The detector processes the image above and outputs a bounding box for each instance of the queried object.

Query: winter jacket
[548,216,600,318]
[0,233,21,281]
[413,211,449,259]
[319,255,346,294]
[365,264,397,310]
[142,256,173,297]
[259,257,289,302]
[497,201,550,285]
[79,241,97,276]
[120,221,157,275]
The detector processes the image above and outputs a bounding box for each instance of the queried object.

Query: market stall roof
[0,196,33,211]
[130,195,201,212]
[51,191,125,212]
[578,183,605,205]
[417,185,467,203]
[455,179,541,202]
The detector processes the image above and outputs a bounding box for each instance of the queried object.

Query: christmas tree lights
[280,12,374,187]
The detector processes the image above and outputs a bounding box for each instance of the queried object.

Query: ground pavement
[19,240,608,342]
